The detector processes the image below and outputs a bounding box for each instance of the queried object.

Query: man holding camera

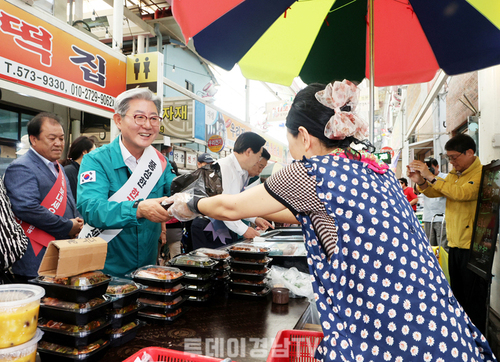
[408,134,486,333]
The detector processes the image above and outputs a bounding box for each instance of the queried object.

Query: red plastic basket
[122,347,227,362]
[266,330,324,362]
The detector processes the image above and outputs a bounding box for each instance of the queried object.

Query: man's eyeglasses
[126,114,161,126]
[444,152,464,162]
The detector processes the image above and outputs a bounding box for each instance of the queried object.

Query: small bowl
[272,287,289,305]
[0,328,43,362]
[0,284,45,348]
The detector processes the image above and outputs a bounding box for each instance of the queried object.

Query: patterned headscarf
[315,80,368,141]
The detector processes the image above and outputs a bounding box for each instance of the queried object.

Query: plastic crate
[266,330,324,362]
[122,347,227,362]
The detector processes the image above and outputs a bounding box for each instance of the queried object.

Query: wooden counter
[104,291,311,362]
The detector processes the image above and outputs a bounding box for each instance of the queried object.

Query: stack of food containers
[190,248,231,290]
[0,284,45,362]
[30,271,112,362]
[132,265,186,325]
[168,254,218,303]
[104,278,143,347]
[228,243,272,298]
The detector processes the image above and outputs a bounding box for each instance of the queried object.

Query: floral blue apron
[298,154,495,362]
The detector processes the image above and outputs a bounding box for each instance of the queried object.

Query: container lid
[32,271,111,291]
[106,278,141,297]
[228,243,270,254]
[168,254,217,268]
[0,284,45,307]
[107,320,141,338]
[131,265,185,281]
[0,329,43,357]
[40,296,109,312]
[190,248,230,260]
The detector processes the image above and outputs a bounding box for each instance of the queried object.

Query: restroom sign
[126,52,162,95]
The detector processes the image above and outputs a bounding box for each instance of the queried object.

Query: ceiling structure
[75,0,299,101]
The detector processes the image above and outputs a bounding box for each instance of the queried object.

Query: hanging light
[172,65,175,72]
[105,28,110,39]
[91,9,96,21]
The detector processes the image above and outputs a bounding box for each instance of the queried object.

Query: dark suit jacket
[4,149,79,277]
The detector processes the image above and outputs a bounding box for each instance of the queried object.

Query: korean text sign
[0,0,126,112]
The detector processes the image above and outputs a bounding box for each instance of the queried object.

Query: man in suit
[191,132,272,249]
[4,112,83,280]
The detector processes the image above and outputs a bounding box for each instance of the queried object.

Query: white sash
[79,146,165,242]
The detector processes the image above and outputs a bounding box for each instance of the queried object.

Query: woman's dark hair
[61,136,95,166]
[286,83,374,157]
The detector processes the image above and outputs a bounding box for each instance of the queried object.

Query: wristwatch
[133,200,142,208]
[426,177,437,185]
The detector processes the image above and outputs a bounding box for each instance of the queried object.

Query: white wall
[478,65,500,165]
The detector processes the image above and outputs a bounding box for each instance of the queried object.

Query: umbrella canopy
[172,0,500,87]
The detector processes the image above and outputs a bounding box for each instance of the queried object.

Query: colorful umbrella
[172,0,500,87]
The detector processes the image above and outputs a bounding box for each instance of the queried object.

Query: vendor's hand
[136,198,172,223]
[69,217,84,238]
[164,193,202,222]
[243,227,261,239]
[255,217,273,231]
[160,231,167,245]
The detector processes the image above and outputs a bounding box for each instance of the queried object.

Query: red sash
[18,162,68,256]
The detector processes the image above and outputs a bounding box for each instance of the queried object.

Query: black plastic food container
[30,276,111,303]
[107,319,142,347]
[105,279,142,309]
[139,283,184,302]
[131,265,185,288]
[38,318,110,348]
[38,339,110,362]
[138,308,184,325]
[108,302,144,329]
[39,298,111,325]
[138,295,186,312]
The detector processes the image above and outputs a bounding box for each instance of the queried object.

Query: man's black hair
[445,134,476,154]
[27,112,64,143]
[261,148,271,161]
[425,158,439,168]
[233,132,266,154]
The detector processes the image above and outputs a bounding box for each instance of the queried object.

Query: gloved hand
[163,193,205,222]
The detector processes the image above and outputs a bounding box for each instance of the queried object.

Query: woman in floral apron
[167,81,496,362]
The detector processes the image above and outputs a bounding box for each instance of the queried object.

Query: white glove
[163,192,204,222]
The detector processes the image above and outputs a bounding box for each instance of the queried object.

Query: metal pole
[113,0,124,51]
[369,0,375,144]
[245,78,250,124]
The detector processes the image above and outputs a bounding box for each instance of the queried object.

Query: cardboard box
[38,237,107,277]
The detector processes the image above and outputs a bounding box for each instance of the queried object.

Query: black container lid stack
[227,243,272,298]
[190,248,232,291]
[32,271,115,362]
[105,279,144,340]
[131,265,187,324]
[168,254,220,303]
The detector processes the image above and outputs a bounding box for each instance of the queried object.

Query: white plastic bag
[269,266,313,300]
[134,351,154,362]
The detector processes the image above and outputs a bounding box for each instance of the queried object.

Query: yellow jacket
[419,157,482,249]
